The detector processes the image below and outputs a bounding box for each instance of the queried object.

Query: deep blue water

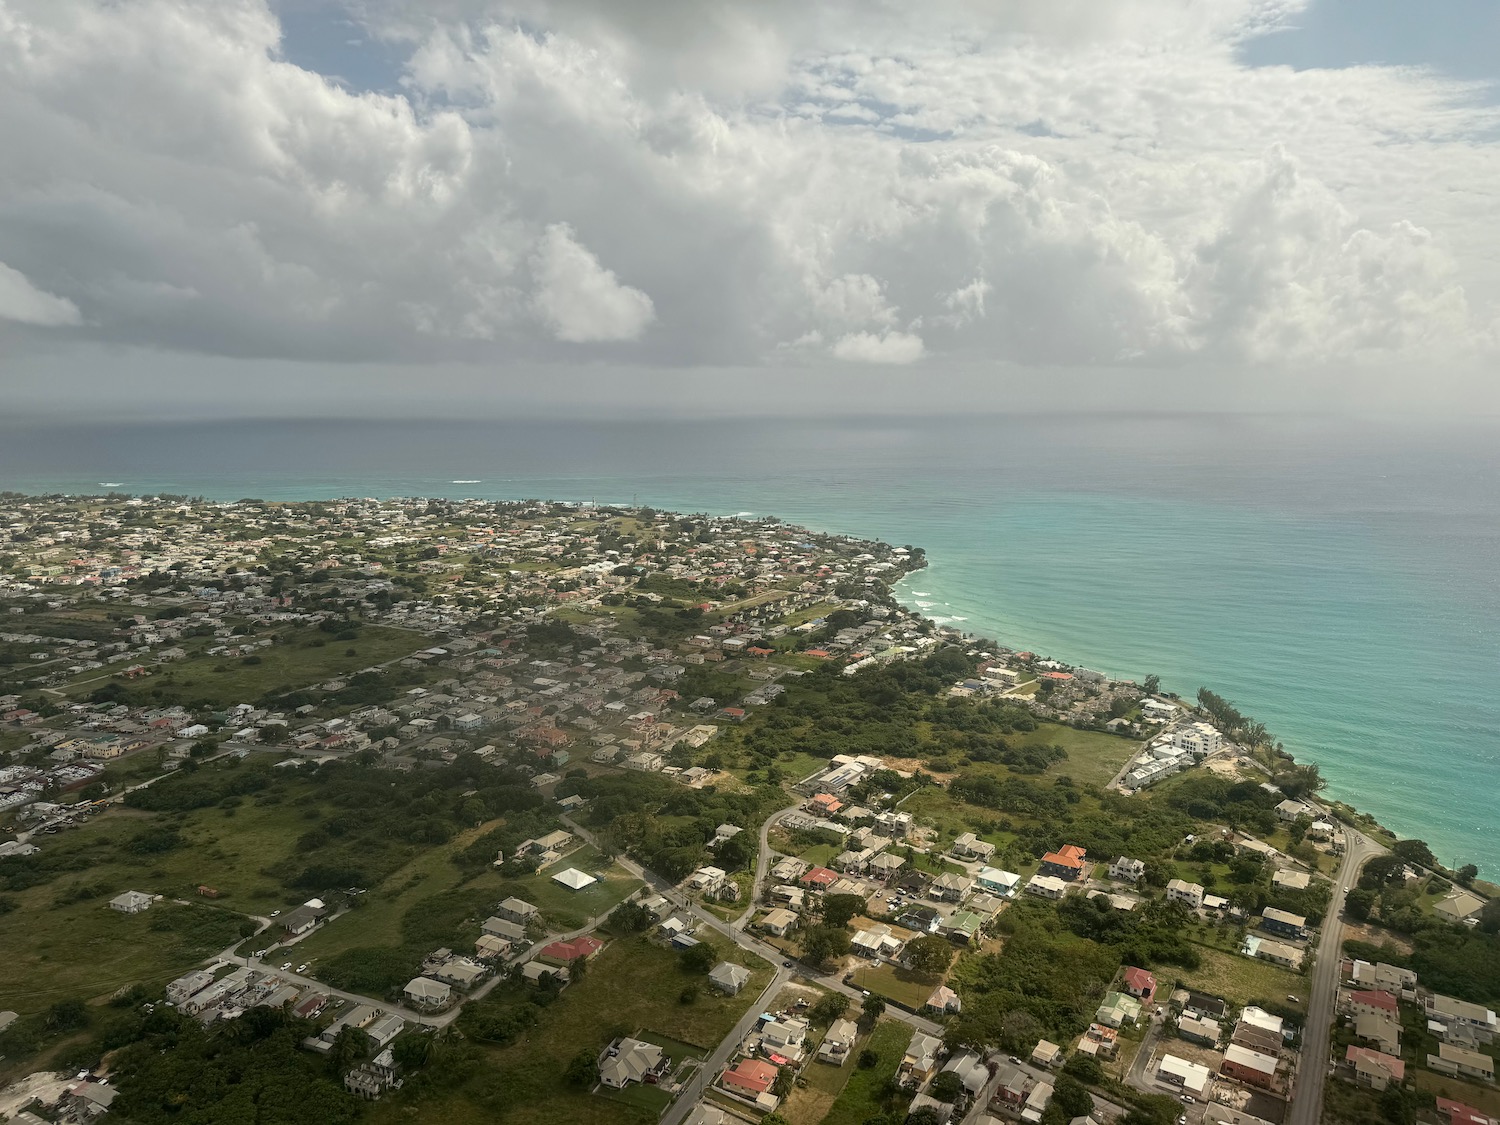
[2,414,1497,875]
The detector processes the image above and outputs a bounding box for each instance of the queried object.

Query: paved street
[1285,824,1386,1125]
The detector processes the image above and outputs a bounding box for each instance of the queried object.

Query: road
[1285,824,1386,1125]
[732,802,800,930]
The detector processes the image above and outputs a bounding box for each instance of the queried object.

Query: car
[281,962,292,970]
[1178,1116,1187,1125]
[1180,1094,1192,1103]
[1008,1056,1021,1065]
[783,960,794,968]
[861,990,871,998]
[270,909,280,917]
[297,964,309,973]
[1287,994,1300,1004]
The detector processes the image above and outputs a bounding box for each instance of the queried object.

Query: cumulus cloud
[528,223,655,343]
[0,260,82,326]
[0,0,1494,380]
[832,330,926,365]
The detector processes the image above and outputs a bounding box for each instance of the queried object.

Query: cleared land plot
[1173,945,1306,1014]
[1026,722,1141,788]
[820,1019,913,1125]
[851,962,940,1010]
[1412,1070,1500,1116]
[364,933,770,1125]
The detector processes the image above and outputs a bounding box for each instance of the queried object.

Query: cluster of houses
[1156,989,1294,1102]
[1336,958,1497,1102]
[1118,718,1224,790]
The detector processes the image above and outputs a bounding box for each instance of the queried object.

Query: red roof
[800,866,837,887]
[722,1058,779,1094]
[1123,967,1156,995]
[1041,850,1084,870]
[1041,671,1074,681]
[1437,1097,1495,1125]
[540,935,603,962]
[1346,1045,1405,1080]
[1059,844,1086,860]
[1350,989,1398,1013]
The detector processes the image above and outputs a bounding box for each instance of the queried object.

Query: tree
[1392,838,1438,870]
[1050,1074,1094,1121]
[929,1072,964,1103]
[1062,1053,1104,1084]
[1456,864,1479,887]
[799,926,851,967]
[809,993,850,1024]
[1142,674,1160,695]
[565,1048,598,1087]
[680,942,716,974]
[905,935,954,976]
[1344,887,1377,923]
[821,893,866,929]
[860,994,886,1027]
[907,1109,941,1125]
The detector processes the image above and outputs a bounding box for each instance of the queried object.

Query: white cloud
[528,223,655,343]
[0,0,1494,383]
[0,260,82,326]
[832,330,925,364]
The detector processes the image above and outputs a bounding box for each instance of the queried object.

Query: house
[1232,1021,1283,1056]
[1275,799,1308,822]
[281,902,327,936]
[65,1082,118,1119]
[1435,890,1486,924]
[1178,1015,1222,1045]
[1021,1080,1054,1125]
[551,867,598,891]
[1272,869,1311,892]
[818,1018,858,1065]
[1429,1043,1495,1082]
[1026,874,1068,900]
[1346,1045,1404,1090]
[951,832,996,862]
[403,977,452,1009]
[943,910,985,945]
[683,1106,729,1125]
[759,908,799,937]
[721,1057,780,1099]
[1184,992,1228,1021]
[1221,1044,1279,1089]
[1427,993,1498,1042]
[709,962,751,995]
[1260,907,1308,940]
[1039,845,1086,881]
[976,867,1021,896]
[599,1037,669,1088]
[495,897,538,925]
[482,916,528,942]
[1238,1006,1285,1038]
[538,935,603,964]
[520,961,568,985]
[1157,1054,1212,1097]
[1166,879,1205,910]
[364,1013,405,1048]
[990,1062,1030,1108]
[474,934,511,960]
[799,866,837,891]
[932,872,975,902]
[941,1051,991,1099]
[1123,966,1157,1003]
[770,856,806,882]
[688,866,728,894]
[852,924,904,958]
[165,970,215,1005]
[901,1031,944,1085]
[1110,856,1145,884]
[110,889,152,914]
[1242,935,1304,969]
[1348,989,1399,1021]
[1031,1039,1065,1068]
[1078,1023,1120,1058]
[432,959,488,990]
[1355,1012,1402,1055]
[760,1016,810,1063]
[1436,1097,1498,1125]
[926,985,962,1014]
[1349,960,1417,997]
[1095,992,1143,1028]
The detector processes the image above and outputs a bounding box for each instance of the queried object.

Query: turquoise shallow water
[1,414,1497,874]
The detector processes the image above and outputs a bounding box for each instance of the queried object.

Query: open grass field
[1026,722,1141,788]
[819,1019,913,1125]
[850,962,939,1010]
[54,624,431,708]
[1172,944,1306,1013]
[364,933,770,1125]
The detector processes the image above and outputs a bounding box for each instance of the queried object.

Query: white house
[1026,874,1068,900]
[110,890,153,915]
[1167,879,1205,910]
[1110,857,1146,884]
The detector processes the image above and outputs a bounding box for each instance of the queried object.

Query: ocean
[2,413,1497,875]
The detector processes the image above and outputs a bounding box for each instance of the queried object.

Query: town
[0,494,1496,1125]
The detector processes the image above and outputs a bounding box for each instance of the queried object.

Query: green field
[819,1019,913,1125]
[365,933,770,1125]
[54,624,431,708]
[1171,944,1307,1013]
[1026,722,1141,788]
[851,962,940,1010]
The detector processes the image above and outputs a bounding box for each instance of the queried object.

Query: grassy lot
[1170,944,1306,1014]
[1412,1070,1500,1116]
[0,896,247,1016]
[54,624,430,707]
[851,962,939,1010]
[820,1019,913,1125]
[364,933,770,1125]
[1026,722,1141,788]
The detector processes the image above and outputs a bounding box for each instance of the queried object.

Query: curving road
[733,802,800,930]
[1285,823,1386,1125]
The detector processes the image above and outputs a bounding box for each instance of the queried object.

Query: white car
[270,909,281,917]
[281,962,293,971]
[297,964,309,973]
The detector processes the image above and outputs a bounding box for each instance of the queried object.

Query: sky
[1,0,1498,419]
